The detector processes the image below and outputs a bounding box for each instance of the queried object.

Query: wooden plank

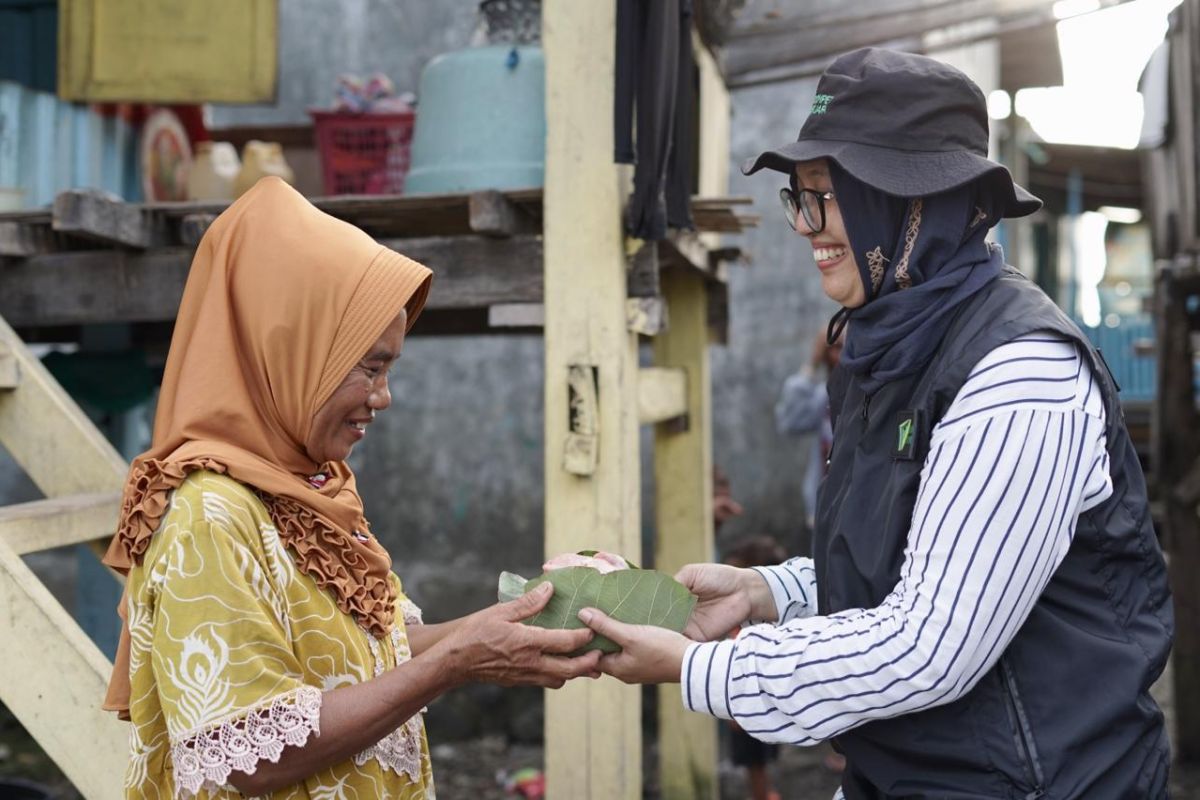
[52,189,164,248]
[179,213,218,247]
[0,314,126,497]
[637,367,687,425]
[0,340,18,389]
[543,0,643,796]
[488,303,545,328]
[653,269,717,800]
[0,189,751,248]
[0,236,545,326]
[0,248,195,326]
[0,538,127,800]
[469,190,533,237]
[0,492,121,555]
[0,219,44,256]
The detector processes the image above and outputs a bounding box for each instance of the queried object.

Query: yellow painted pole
[653,30,728,800]
[654,269,717,800]
[542,1,642,798]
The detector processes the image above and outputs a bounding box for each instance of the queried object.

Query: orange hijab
[102,177,432,716]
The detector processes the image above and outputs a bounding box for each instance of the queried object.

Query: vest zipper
[1000,658,1045,799]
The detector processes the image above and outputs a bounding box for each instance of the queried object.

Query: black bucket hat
[743,47,1041,218]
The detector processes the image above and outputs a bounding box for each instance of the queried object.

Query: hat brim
[743,137,1041,219]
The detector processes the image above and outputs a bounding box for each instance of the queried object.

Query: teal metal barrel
[405,45,545,194]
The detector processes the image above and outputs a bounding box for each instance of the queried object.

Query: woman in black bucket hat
[581,48,1174,800]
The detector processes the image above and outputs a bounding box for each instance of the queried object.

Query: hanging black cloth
[614,0,695,241]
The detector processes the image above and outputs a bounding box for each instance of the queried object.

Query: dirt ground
[3,656,1200,799]
[5,714,1200,799]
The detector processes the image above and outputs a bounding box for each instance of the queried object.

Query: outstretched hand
[674,563,775,642]
[437,583,601,689]
[577,608,691,685]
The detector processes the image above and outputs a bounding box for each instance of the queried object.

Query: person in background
[580,48,1172,800]
[774,326,844,537]
[722,536,787,800]
[713,465,746,532]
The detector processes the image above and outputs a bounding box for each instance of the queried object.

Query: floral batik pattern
[123,470,435,799]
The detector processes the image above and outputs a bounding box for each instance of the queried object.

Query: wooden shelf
[0,188,752,337]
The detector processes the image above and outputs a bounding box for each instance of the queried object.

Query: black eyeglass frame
[779,186,835,233]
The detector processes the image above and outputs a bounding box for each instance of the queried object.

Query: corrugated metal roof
[0,82,141,210]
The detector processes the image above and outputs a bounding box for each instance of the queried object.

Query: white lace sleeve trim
[400,598,423,625]
[169,685,322,799]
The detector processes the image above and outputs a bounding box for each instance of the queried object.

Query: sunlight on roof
[1014,0,1181,149]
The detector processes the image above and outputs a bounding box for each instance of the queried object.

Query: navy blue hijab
[827,161,1007,394]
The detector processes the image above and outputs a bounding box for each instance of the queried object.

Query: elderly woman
[583,48,1173,799]
[102,177,599,799]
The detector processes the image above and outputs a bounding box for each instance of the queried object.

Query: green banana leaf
[521,566,696,654]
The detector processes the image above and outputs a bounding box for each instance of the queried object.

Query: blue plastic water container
[404,45,545,194]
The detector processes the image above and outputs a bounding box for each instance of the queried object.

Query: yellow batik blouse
[122,470,435,799]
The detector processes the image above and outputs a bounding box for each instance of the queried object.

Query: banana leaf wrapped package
[497,551,697,653]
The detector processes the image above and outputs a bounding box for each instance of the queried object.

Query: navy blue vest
[816,269,1173,799]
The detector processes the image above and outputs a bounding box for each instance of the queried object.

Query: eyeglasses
[779,186,835,233]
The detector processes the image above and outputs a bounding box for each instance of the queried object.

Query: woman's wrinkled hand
[674,563,774,642]
[437,583,601,689]
[577,608,690,685]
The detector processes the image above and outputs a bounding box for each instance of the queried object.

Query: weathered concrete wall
[210,0,483,127]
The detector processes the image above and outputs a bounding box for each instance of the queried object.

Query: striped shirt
[682,334,1112,746]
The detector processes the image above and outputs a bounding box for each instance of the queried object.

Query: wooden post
[1155,265,1200,761]
[542,1,643,797]
[654,269,717,800]
[652,31,728,800]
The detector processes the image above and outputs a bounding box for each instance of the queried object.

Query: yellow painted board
[654,269,718,800]
[0,538,127,799]
[542,0,643,796]
[59,0,277,103]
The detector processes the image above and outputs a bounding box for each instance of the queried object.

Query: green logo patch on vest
[811,94,834,115]
[893,410,923,460]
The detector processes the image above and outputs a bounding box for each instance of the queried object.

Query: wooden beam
[637,367,688,425]
[52,189,166,249]
[0,538,128,800]
[0,235,546,326]
[654,269,717,800]
[0,315,127,498]
[488,303,545,328]
[0,341,19,390]
[180,213,218,247]
[0,492,121,555]
[0,219,45,256]
[468,190,532,237]
[543,0,643,796]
